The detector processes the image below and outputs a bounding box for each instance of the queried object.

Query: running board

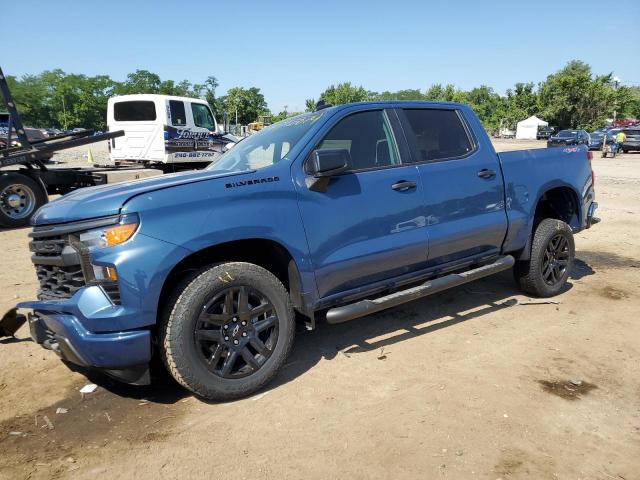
[325,255,515,324]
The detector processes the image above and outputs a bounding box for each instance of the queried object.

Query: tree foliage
[304,61,634,131]
[218,87,268,125]
[2,61,635,132]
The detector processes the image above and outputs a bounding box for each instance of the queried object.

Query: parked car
[547,129,590,147]
[537,126,557,140]
[620,127,640,153]
[107,94,236,169]
[18,101,598,400]
[0,112,53,160]
[589,131,605,150]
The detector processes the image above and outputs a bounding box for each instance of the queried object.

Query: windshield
[556,130,578,138]
[208,111,325,173]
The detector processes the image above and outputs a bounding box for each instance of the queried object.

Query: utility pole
[62,95,68,131]
[613,76,620,124]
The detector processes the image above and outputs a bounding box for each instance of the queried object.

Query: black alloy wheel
[195,286,278,379]
[541,234,570,286]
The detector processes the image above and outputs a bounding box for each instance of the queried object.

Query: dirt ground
[1,139,639,480]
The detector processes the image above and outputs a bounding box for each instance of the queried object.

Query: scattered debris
[503,414,509,418]
[80,384,98,395]
[105,412,112,422]
[42,415,54,430]
[56,407,68,414]
[377,348,388,360]
[152,415,175,424]
[519,299,561,305]
[538,379,597,400]
[502,299,518,307]
[8,431,22,436]
[456,450,464,456]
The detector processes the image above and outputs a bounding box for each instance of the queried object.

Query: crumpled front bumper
[18,285,152,383]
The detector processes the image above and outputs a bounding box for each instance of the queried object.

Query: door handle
[391,180,417,191]
[477,169,496,179]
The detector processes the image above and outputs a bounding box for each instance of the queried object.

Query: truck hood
[32,169,240,225]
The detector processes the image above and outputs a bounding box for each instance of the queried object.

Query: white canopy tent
[515,115,548,140]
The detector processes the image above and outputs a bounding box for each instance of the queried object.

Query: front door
[397,107,508,266]
[295,109,428,299]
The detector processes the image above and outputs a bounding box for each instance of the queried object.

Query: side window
[191,103,216,130]
[402,109,473,162]
[316,110,400,170]
[169,100,186,126]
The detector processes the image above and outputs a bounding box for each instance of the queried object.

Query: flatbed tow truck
[0,65,143,229]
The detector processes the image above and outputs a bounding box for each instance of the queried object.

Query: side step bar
[325,255,515,324]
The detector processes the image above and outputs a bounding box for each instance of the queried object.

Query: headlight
[79,213,139,249]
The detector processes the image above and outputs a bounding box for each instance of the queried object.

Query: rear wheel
[514,218,575,297]
[0,173,48,228]
[160,262,295,400]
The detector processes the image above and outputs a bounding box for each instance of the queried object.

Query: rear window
[402,109,474,162]
[113,101,156,121]
[624,129,640,136]
[169,100,187,126]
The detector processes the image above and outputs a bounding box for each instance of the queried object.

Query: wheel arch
[517,185,581,261]
[157,238,308,323]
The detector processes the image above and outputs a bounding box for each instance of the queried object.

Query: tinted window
[624,129,640,136]
[402,109,473,162]
[169,100,186,126]
[191,103,216,130]
[316,110,400,170]
[113,101,156,121]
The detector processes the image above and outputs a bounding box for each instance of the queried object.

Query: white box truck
[107,94,236,168]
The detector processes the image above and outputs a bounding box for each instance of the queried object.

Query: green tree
[460,85,506,130]
[503,82,539,129]
[305,98,317,112]
[372,89,425,101]
[219,87,268,125]
[538,60,622,130]
[319,82,368,105]
[115,70,161,95]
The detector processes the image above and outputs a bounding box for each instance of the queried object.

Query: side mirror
[309,149,352,177]
[307,149,352,192]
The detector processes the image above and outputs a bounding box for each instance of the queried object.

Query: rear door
[398,107,508,266]
[295,108,428,299]
[110,99,163,162]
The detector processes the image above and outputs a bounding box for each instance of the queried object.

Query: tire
[0,172,48,228]
[160,262,295,401]
[514,218,575,297]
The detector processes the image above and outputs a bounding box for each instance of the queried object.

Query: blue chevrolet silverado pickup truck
[17,101,598,400]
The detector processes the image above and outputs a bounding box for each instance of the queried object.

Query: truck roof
[108,94,209,104]
[318,100,469,114]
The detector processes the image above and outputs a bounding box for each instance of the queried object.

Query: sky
[5,0,640,114]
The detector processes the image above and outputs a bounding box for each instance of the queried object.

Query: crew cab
[17,102,599,400]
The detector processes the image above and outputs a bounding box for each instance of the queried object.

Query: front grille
[29,220,121,305]
[29,232,86,301]
[35,263,85,300]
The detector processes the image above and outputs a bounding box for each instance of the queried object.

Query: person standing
[616,130,626,154]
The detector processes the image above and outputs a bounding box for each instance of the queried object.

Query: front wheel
[514,218,575,297]
[160,262,295,401]
[0,173,48,228]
